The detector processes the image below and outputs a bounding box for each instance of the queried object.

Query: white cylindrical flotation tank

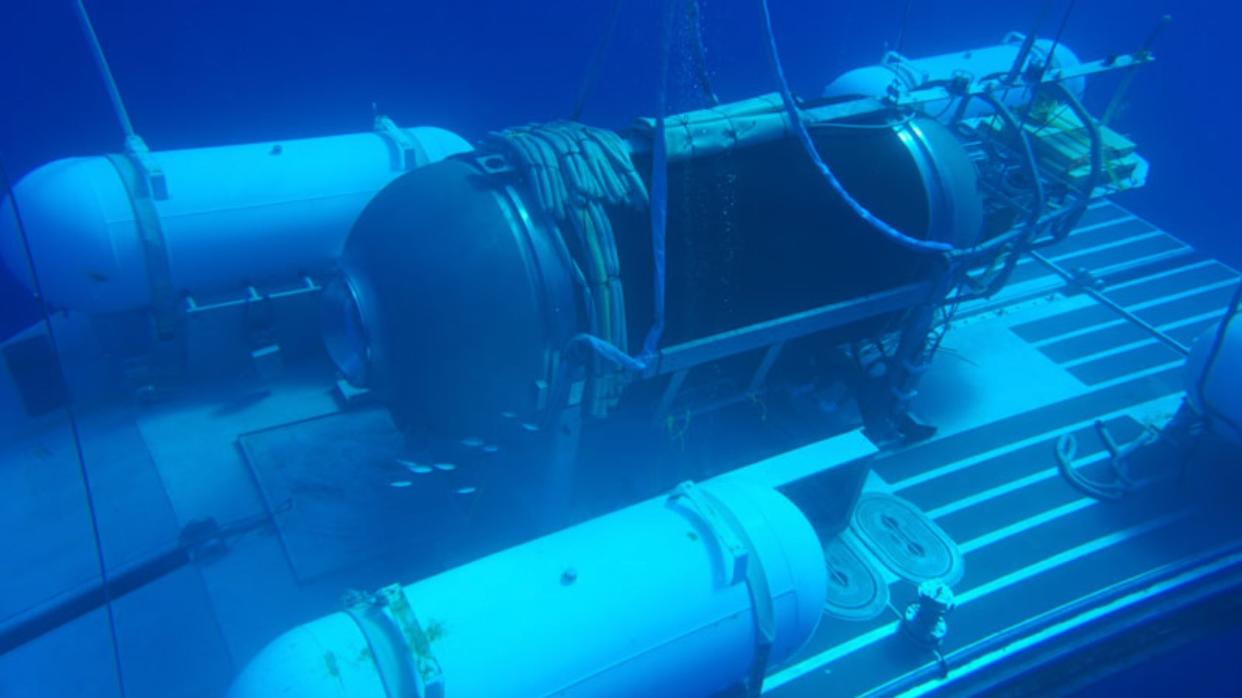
[823,34,1085,121]
[229,479,827,698]
[0,126,471,313]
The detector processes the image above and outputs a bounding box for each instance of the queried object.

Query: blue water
[2,1,1239,341]
[2,1,1240,695]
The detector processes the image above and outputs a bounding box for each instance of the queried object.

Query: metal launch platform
[3,198,1239,697]
[766,199,1242,697]
[5,6,1240,694]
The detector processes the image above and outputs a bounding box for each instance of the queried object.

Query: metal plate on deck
[238,408,468,582]
[851,492,964,585]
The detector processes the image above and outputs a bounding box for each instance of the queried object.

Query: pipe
[230,479,827,698]
[0,514,267,656]
[1030,251,1191,356]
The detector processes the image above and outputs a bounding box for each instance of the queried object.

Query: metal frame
[642,283,932,379]
[803,52,1153,128]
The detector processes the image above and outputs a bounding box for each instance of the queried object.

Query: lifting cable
[685,0,720,106]
[0,156,128,696]
[894,0,914,55]
[755,0,954,256]
[569,0,625,121]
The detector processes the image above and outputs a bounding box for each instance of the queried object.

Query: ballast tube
[823,34,1085,121]
[0,126,471,313]
[230,479,827,698]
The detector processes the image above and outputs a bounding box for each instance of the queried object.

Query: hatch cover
[823,533,890,621]
[851,492,964,585]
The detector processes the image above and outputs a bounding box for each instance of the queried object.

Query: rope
[1055,429,1130,501]
[488,123,644,350]
[486,122,654,408]
[755,0,954,256]
[493,0,676,387]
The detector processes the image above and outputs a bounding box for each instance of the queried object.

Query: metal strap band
[345,601,424,698]
[381,584,445,698]
[670,482,777,696]
[123,134,169,200]
[375,116,429,172]
[106,153,178,340]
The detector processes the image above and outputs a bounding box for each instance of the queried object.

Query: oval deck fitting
[851,492,964,585]
[823,534,890,621]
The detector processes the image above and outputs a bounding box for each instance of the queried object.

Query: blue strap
[641,0,674,362]
[756,0,954,256]
[570,333,647,373]
[575,0,674,373]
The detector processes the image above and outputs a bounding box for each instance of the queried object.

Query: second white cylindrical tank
[230,479,828,698]
[0,126,471,313]
[823,34,1085,121]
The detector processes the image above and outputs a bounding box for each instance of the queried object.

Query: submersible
[3,4,1241,697]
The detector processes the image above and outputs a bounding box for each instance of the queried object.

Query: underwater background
[1,0,1239,342]
[1,0,1240,694]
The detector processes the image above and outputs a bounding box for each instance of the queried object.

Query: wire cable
[685,0,720,106]
[641,0,675,361]
[1015,0,1076,134]
[755,0,953,255]
[1195,280,1242,441]
[894,0,914,55]
[1,157,127,694]
[73,0,136,140]
[570,0,625,121]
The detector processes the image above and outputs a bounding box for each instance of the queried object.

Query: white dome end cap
[229,612,386,698]
[0,157,148,312]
